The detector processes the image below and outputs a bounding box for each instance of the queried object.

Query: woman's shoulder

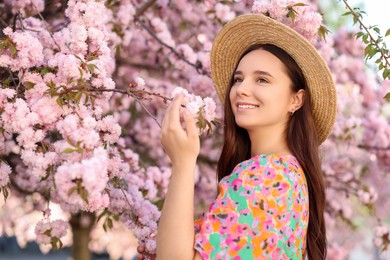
[237,153,302,173]
[229,153,306,186]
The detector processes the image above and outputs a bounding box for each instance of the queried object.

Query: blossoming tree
[0,0,389,259]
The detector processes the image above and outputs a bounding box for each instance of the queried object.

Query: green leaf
[1,187,9,202]
[56,97,63,106]
[0,41,6,51]
[74,91,82,104]
[25,81,36,90]
[362,34,369,44]
[287,10,296,22]
[86,63,98,74]
[364,44,373,56]
[368,48,378,58]
[383,69,390,79]
[342,11,352,16]
[66,137,75,146]
[43,229,52,236]
[293,2,307,7]
[97,209,107,223]
[8,41,17,58]
[355,32,364,39]
[107,218,113,229]
[386,29,390,37]
[353,15,358,25]
[154,198,165,210]
[63,148,74,154]
[68,187,77,196]
[384,92,390,99]
[80,188,89,203]
[40,67,51,75]
[78,68,84,79]
[74,54,84,62]
[318,25,330,41]
[373,26,380,34]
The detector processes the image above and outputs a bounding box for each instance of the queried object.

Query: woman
[157,14,336,260]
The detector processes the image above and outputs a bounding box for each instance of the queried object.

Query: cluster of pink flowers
[3,0,44,16]
[0,161,11,187]
[55,147,109,212]
[374,225,390,251]
[171,86,216,134]
[252,0,323,43]
[0,28,44,71]
[215,3,236,22]
[35,219,68,246]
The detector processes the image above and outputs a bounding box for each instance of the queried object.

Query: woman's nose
[236,79,250,96]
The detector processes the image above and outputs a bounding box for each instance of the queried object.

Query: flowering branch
[341,0,390,89]
[32,4,61,51]
[134,0,157,20]
[132,0,209,76]
[135,19,209,76]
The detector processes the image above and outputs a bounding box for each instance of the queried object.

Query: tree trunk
[70,212,96,260]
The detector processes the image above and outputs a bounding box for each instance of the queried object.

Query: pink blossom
[30,97,63,125]
[97,115,121,144]
[215,3,235,22]
[16,127,45,151]
[0,31,44,71]
[55,147,109,212]
[135,76,146,88]
[35,219,68,246]
[2,98,38,133]
[21,150,57,178]
[65,0,110,28]
[56,114,79,137]
[177,44,197,64]
[107,155,129,179]
[51,53,82,82]
[0,162,11,187]
[4,0,44,15]
[252,0,323,44]
[171,87,217,134]
[116,3,136,26]
[68,23,88,55]
[0,88,16,109]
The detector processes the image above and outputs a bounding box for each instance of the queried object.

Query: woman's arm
[157,94,200,260]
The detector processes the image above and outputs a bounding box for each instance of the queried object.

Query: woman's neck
[247,125,291,156]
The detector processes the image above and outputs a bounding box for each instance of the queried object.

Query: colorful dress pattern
[194,154,309,260]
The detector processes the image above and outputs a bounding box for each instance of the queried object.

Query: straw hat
[211,14,336,144]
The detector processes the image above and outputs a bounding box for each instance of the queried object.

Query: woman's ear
[291,89,305,111]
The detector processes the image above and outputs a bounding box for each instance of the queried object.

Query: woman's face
[229,49,297,132]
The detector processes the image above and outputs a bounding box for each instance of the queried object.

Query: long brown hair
[216,44,327,259]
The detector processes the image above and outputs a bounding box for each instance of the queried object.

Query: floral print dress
[194,153,309,260]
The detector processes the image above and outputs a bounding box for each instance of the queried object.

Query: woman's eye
[257,78,269,84]
[233,77,242,83]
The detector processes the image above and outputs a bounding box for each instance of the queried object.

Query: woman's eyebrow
[234,70,274,78]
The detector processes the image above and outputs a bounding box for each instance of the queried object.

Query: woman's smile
[236,101,260,111]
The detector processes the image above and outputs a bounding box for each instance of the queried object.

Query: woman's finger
[183,110,198,137]
[167,94,184,129]
[162,94,183,129]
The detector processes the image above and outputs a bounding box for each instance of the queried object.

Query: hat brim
[211,14,336,144]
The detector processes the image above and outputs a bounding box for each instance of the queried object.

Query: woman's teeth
[238,104,259,109]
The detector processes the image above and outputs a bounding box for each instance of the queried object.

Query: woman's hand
[161,94,200,167]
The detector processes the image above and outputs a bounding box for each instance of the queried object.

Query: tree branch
[134,0,157,20]
[341,0,390,70]
[133,0,210,77]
